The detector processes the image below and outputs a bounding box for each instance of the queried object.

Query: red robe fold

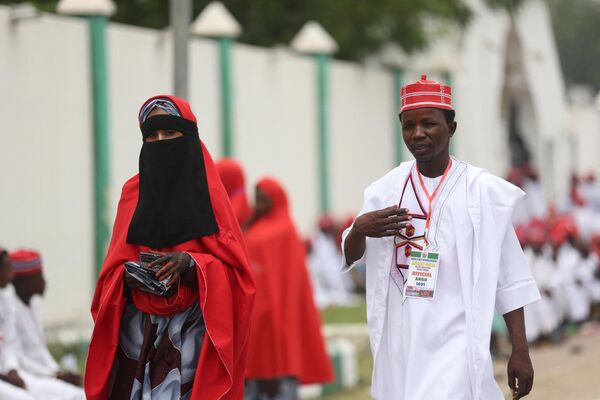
[85,141,255,400]
[244,177,334,384]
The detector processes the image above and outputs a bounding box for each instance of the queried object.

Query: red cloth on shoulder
[84,100,255,399]
[244,177,334,384]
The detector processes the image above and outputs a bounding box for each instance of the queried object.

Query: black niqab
[127,115,218,248]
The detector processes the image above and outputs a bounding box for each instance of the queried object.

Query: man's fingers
[379,207,409,217]
[381,215,412,224]
[507,368,516,391]
[381,222,410,232]
[518,373,533,398]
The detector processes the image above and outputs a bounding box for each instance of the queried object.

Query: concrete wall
[0,11,94,332]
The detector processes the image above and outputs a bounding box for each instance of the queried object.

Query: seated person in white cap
[5,249,85,400]
[0,247,36,400]
[342,75,540,400]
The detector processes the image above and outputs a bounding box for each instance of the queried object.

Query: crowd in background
[509,165,600,344]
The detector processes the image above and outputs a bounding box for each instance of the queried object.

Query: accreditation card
[403,250,440,300]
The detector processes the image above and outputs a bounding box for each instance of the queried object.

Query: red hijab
[243,177,334,383]
[216,158,251,225]
[85,95,255,400]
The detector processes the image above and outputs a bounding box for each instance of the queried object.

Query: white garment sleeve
[0,380,35,400]
[13,299,59,377]
[340,184,378,272]
[0,295,21,373]
[495,226,541,315]
[340,226,366,272]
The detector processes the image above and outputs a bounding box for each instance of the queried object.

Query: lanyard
[416,159,452,247]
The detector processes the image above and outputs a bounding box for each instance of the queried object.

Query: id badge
[403,250,440,300]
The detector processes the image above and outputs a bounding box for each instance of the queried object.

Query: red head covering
[256,177,289,216]
[85,95,255,400]
[506,167,525,187]
[244,177,334,384]
[138,94,197,125]
[591,233,600,257]
[317,214,336,231]
[9,249,42,276]
[515,225,527,246]
[400,74,452,113]
[526,219,548,246]
[549,216,577,246]
[216,158,251,225]
[583,171,596,183]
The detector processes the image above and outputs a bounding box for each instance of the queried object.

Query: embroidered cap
[400,74,452,114]
[9,249,43,276]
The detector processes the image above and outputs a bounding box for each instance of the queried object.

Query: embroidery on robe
[391,160,466,292]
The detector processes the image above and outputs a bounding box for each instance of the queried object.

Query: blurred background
[1,0,600,398]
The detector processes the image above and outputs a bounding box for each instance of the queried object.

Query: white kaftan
[374,161,470,399]
[0,286,84,400]
[0,379,35,400]
[523,249,560,341]
[341,159,540,400]
[556,244,590,323]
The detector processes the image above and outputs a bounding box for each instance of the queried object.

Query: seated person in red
[84,95,255,400]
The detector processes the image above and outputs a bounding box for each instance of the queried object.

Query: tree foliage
[2,0,472,60]
[547,0,600,91]
[2,0,598,89]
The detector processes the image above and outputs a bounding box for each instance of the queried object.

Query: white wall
[0,10,94,330]
[329,61,395,217]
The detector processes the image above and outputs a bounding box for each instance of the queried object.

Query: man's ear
[449,121,457,137]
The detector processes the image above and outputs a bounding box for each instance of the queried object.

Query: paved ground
[495,330,600,400]
[319,328,600,399]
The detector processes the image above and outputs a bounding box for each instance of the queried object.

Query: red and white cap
[400,74,452,114]
[9,249,43,276]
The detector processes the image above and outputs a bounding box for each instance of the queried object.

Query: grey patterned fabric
[244,377,299,400]
[139,99,181,124]
[108,302,205,400]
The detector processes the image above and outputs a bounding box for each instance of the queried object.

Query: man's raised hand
[352,206,412,238]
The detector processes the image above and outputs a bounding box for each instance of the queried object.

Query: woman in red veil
[84,95,255,400]
[244,177,334,399]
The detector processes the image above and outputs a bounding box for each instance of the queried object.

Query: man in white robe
[341,75,540,400]
[548,222,591,323]
[522,225,560,342]
[7,250,85,400]
[0,247,36,400]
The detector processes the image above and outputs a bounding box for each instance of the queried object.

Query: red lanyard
[416,159,452,245]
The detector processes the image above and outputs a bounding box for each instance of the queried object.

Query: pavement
[494,328,600,400]
[318,326,600,399]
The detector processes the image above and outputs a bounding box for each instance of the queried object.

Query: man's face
[401,108,456,162]
[14,271,46,297]
[145,108,184,142]
[0,257,14,288]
